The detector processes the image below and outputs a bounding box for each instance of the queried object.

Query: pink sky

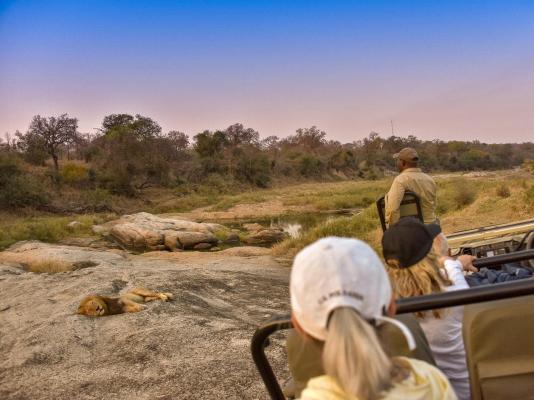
[1,1,533,143]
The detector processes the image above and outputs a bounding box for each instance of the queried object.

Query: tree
[289,126,327,153]
[27,114,78,181]
[92,114,169,195]
[167,130,189,152]
[15,130,48,165]
[224,123,259,146]
[102,113,162,140]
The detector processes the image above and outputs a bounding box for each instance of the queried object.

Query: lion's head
[77,296,110,316]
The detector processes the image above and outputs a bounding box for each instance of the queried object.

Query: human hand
[457,255,478,273]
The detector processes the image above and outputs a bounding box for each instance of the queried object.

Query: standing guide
[385,147,438,226]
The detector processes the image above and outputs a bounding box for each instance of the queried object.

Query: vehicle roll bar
[251,253,534,400]
[472,248,534,269]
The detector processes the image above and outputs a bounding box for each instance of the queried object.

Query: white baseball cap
[290,237,415,350]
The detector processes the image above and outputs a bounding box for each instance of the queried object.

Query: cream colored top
[299,357,456,400]
[385,168,437,226]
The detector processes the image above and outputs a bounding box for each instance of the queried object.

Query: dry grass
[274,172,534,257]
[25,260,73,273]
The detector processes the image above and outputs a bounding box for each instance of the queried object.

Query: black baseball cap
[382,217,441,268]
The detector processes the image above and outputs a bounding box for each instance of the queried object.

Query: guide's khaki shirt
[385,168,437,226]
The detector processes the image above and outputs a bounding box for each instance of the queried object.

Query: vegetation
[0,214,112,250]
[1,113,533,212]
[1,113,534,255]
[273,175,534,256]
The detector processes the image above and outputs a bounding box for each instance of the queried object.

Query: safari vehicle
[251,193,534,400]
[376,191,534,262]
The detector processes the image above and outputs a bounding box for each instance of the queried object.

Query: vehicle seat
[376,190,424,232]
[463,293,534,400]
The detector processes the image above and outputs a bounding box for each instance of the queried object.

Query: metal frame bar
[251,252,534,400]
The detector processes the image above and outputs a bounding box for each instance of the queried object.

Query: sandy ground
[0,248,291,400]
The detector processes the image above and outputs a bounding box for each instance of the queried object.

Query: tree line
[1,113,533,208]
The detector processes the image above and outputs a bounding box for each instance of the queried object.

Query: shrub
[452,180,476,209]
[495,184,511,198]
[454,187,476,208]
[0,152,48,209]
[60,162,89,185]
[522,159,534,174]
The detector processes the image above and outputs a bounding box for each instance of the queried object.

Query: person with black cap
[382,217,475,400]
[385,147,437,226]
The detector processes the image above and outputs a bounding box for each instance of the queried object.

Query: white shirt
[418,259,470,400]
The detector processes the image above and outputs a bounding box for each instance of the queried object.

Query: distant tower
[390,119,395,135]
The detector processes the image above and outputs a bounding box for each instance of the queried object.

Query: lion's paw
[159,293,174,302]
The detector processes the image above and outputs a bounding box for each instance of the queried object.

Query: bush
[0,152,48,209]
[495,184,511,198]
[522,159,534,174]
[0,215,106,250]
[60,162,89,185]
[452,180,476,209]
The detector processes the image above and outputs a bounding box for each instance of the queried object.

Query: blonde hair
[386,250,452,318]
[323,307,394,400]
[433,233,450,258]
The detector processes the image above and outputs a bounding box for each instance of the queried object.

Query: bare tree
[27,114,78,182]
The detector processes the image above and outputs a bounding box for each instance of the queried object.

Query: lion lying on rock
[77,288,173,317]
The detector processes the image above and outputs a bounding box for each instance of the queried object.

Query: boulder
[193,243,213,251]
[243,223,264,232]
[119,212,217,233]
[244,228,287,246]
[175,231,218,250]
[67,221,82,231]
[162,231,183,251]
[98,213,223,252]
[110,224,164,250]
[224,233,241,245]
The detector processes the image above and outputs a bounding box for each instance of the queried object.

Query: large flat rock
[95,212,224,251]
[0,241,128,272]
[0,245,291,400]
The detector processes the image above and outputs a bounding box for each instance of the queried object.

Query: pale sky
[1,1,533,143]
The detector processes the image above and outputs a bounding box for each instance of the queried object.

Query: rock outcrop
[242,223,288,246]
[94,212,225,251]
[0,241,127,272]
[0,243,290,400]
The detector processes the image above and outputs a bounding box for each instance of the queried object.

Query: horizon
[1,1,534,143]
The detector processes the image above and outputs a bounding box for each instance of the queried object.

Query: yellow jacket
[299,357,457,400]
[385,168,437,226]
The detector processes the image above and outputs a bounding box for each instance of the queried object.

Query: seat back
[376,190,424,232]
[463,293,534,400]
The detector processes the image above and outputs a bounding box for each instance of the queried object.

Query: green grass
[273,206,381,256]
[0,214,112,250]
[3,170,533,255]
[273,174,534,257]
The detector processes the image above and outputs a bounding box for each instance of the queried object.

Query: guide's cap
[393,147,419,162]
[382,217,441,268]
[290,237,415,350]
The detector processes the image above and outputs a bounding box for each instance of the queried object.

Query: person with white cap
[382,218,475,400]
[291,236,456,400]
[385,147,437,226]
